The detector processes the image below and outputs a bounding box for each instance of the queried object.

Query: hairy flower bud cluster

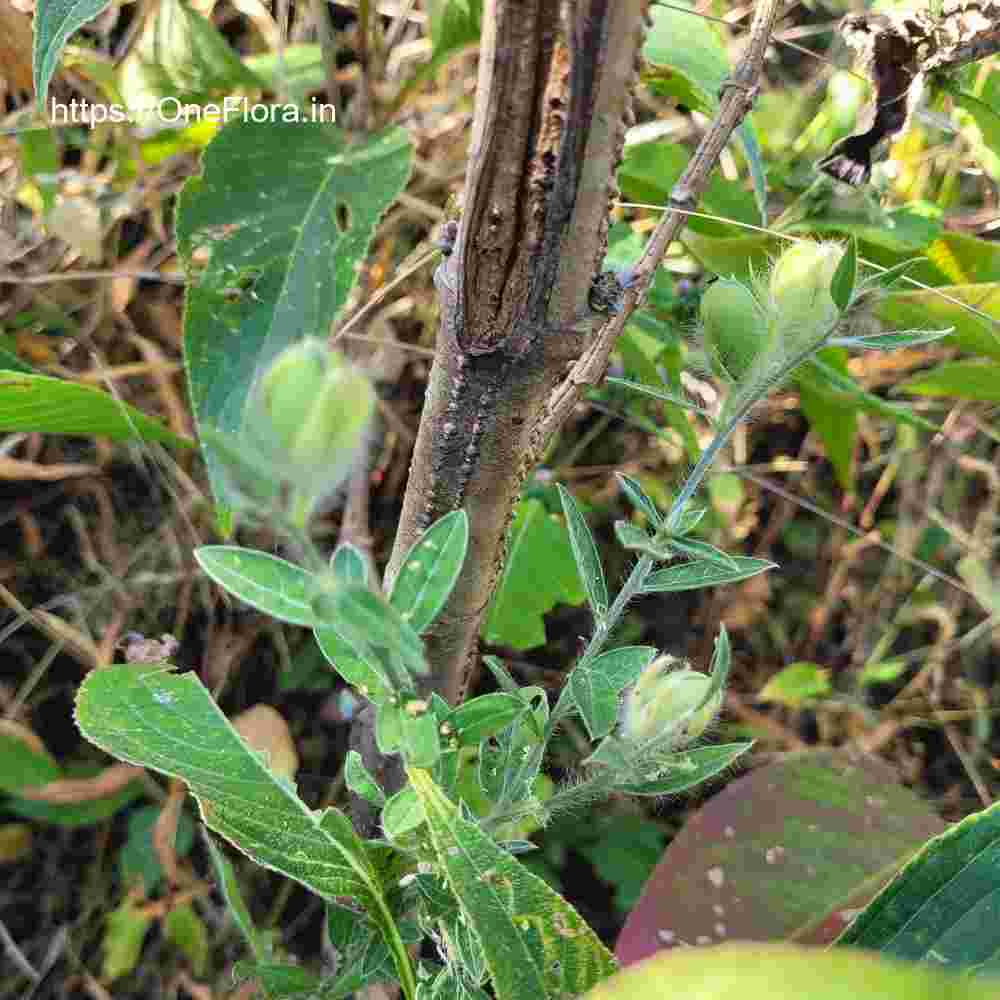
[213,339,375,531]
[621,654,723,749]
[700,240,847,388]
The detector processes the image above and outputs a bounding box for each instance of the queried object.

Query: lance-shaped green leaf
[667,537,739,571]
[75,664,416,1000]
[390,510,469,633]
[830,237,857,312]
[345,750,385,808]
[0,372,193,448]
[671,506,708,537]
[838,799,1000,976]
[314,625,393,702]
[558,485,609,620]
[382,785,425,841]
[331,543,370,586]
[399,701,441,768]
[33,0,113,112]
[314,583,428,681]
[568,647,658,741]
[202,830,273,963]
[408,768,617,1000]
[617,742,753,796]
[442,693,525,747]
[615,473,663,526]
[614,521,673,561]
[830,328,953,351]
[642,557,776,593]
[195,546,316,626]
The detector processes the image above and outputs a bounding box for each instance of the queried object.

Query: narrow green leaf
[896,361,1000,403]
[606,377,710,415]
[667,536,739,571]
[382,785,424,841]
[618,742,753,796]
[195,547,316,626]
[614,520,672,560]
[558,485,609,620]
[671,506,707,537]
[615,473,662,526]
[33,0,113,111]
[568,647,658,741]
[830,237,857,312]
[0,372,192,448]
[376,700,405,754]
[832,329,954,351]
[951,90,1000,162]
[409,768,617,1000]
[314,584,428,679]
[443,693,525,747]
[203,830,271,962]
[314,625,393,702]
[331,543,369,586]
[345,750,385,807]
[390,510,469,633]
[641,557,777,593]
[838,799,1000,976]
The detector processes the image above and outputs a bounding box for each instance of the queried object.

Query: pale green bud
[700,278,769,381]
[239,339,375,526]
[768,241,845,328]
[622,655,722,748]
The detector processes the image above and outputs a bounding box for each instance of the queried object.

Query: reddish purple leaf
[615,748,946,966]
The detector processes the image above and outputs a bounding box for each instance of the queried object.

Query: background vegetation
[1,0,999,996]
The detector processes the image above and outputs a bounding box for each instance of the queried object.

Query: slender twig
[538,0,785,446]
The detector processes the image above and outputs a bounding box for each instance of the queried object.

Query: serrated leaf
[558,485,609,620]
[74,664,415,997]
[568,647,658,741]
[33,0,113,112]
[331,543,370,586]
[345,750,385,807]
[838,799,1000,975]
[409,769,617,1000]
[443,693,525,747]
[483,499,586,650]
[195,546,316,626]
[641,557,777,593]
[0,372,192,448]
[618,742,753,796]
[830,237,857,312]
[178,121,412,513]
[390,510,469,633]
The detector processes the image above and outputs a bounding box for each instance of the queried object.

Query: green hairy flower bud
[768,241,845,329]
[239,339,375,526]
[700,278,769,381]
[622,655,722,748]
